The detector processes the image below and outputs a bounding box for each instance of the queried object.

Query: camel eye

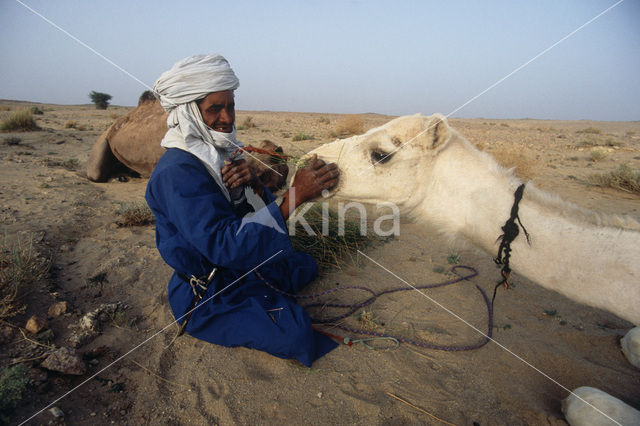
[371,149,393,165]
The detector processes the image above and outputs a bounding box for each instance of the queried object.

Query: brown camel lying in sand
[86,97,289,191]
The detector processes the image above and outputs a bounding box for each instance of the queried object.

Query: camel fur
[305,113,640,425]
[86,98,289,191]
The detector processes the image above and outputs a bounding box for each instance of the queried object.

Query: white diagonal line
[13,0,283,177]
[19,250,283,425]
[364,0,625,171]
[357,250,621,425]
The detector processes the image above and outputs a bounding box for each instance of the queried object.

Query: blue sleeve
[148,161,292,271]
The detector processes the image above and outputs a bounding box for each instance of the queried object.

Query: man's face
[197,90,235,133]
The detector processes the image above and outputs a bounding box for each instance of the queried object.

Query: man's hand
[279,154,339,220]
[221,159,259,190]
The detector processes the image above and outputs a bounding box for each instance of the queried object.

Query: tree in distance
[89,91,113,110]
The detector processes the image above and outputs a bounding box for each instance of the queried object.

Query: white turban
[153,54,239,118]
[152,54,251,206]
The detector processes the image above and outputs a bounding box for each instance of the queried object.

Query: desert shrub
[64,120,78,129]
[138,90,156,105]
[0,234,50,320]
[0,110,39,132]
[576,127,601,134]
[289,204,378,271]
[334,115,364,138]
[109,113,120,120]
[626,131,636,137]
[116,202,155,227]
[587,164,640,194]
[3,136,21,146]
[0,106,10,111]
[0,364,31,423]
[578,135,600,147]
[589,149,608,162]
[293,133,313,141]
[77,125,87,131]
[604,138,621,147]
[28,106,43,115]
[318,117,330,124]
[500,123,510,127]
[241,116,256,129]
[89,91,112,110]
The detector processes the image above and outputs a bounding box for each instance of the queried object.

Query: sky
[0,0,639,121]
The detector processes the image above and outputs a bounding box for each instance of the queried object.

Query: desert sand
[1,100,639,425]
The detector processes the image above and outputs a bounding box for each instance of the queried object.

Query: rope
[255,265,493,352]
[493,184,529,303]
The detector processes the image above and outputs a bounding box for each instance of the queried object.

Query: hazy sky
[1,0,639,120]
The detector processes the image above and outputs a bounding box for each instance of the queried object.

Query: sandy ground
[1,100,639,425]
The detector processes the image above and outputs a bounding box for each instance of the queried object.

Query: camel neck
[419,136,640,325]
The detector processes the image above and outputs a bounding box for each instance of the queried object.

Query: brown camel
[86,95,289,191]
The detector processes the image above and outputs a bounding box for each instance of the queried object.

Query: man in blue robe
[145,54,340,367]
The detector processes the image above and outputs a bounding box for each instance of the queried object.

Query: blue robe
[145,148,337,366]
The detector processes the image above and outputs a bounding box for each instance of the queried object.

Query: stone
[41,347,87,375]
[25,315,48,334]
[48,301,68,317]
[48,407,64,418]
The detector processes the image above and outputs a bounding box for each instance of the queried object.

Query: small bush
[334,115,364,138]
[241,116,256,129]
[3,136,21,146]
[588,164,640,194]
[500,123,510,127]
[109,113,120,120]
[579,136,599,147]
[0,364,31,423]
[626,131,636,137]
[604,138,621,147]
[589,149,608,162]
[0,234,50,320]
[293,133,313,141]
[318,117,330,124]
[117,202,155,227]
[0,106,10,111]
[0,110,39,132]
[576,127,601,134]
[89,91,112,110]
[64,120,78,129]
[28,106,43,115]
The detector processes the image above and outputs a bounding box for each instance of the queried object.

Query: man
[145,54,340,366]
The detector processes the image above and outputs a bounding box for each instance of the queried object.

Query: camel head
[306,113,452,210]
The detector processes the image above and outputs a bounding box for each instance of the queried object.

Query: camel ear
[426,114,451,151]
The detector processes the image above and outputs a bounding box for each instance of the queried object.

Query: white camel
[305,114,640,426]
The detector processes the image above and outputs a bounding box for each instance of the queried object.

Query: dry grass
[491,150,537,180]
[588,164,640,194]
[237,116,256,130]
[0,110,39,132]
[0,234,50,320]
[289,204,379,271]
[318,117,330,124]
[293,133,314,141]
[0,106,11,111]
[334,115,364,138]
[589,149,608,162]
[64,120,78,129]
[116,202,155,227]
[576,127,601,134]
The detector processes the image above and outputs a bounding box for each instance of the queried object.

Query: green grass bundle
[289,203,380,271]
